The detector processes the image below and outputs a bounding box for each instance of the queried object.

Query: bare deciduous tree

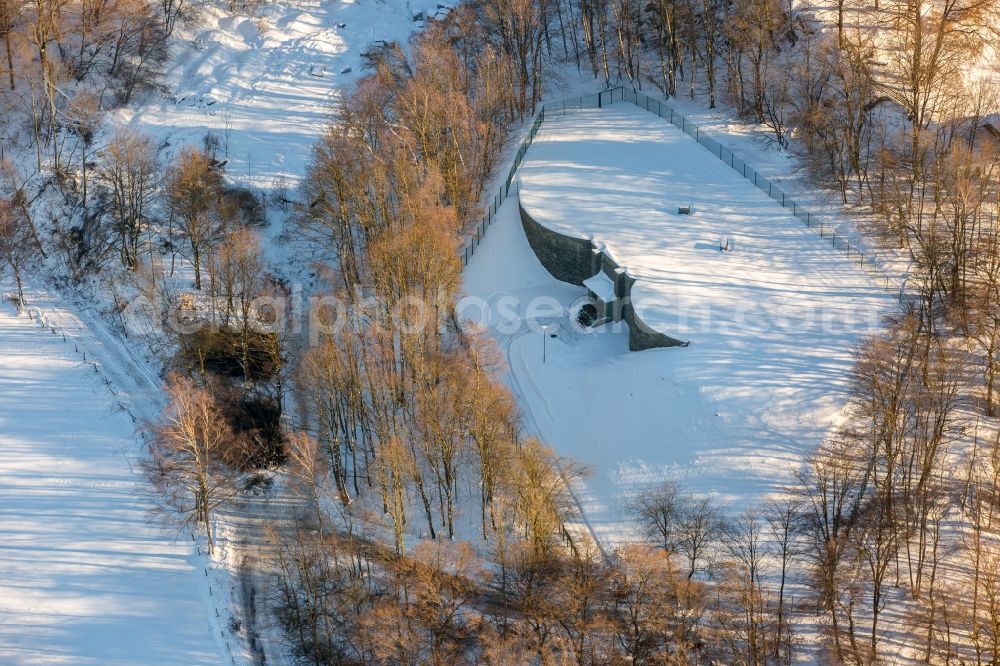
[0,197,35,308]
[146,374,240,553]
[166,146,223,290]
[95,128,159,270]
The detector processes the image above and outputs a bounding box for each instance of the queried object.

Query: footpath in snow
[0,300,224,665]
[463,103,898,547]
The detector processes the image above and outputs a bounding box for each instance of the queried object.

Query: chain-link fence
[460,108,548,267]
[614,88,908,301]
[462,87,907,303]
[460,89,631,267]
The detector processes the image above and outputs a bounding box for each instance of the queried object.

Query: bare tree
[160,0,190,36]
[0,0,19,90]
[796,438,866,663]
[630,479,685,558]
[210,228,264,380]
[714,506,775,665]
[166,146,223,290]
[95,128,159,270]
[286,431,328,532]
[146,374,240,553]
[611,544,694,661]
[765,497,800,664]
[0,197,36,308]
[676,494,725,582]
[64,90,103,209]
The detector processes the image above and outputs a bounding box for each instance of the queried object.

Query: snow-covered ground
[0,5,468,660]
[463,103,899,547]
[0,299,226,665]
[117,0,454,190]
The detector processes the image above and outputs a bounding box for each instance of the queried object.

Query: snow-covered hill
[116,0,454,190]
[0,3,458,662]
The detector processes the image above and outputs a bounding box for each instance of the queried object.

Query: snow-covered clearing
[0,298,225,665]
[463,103,900,548]
[117,0,455,190]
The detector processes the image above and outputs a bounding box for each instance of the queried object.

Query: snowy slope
[0,300,225,665]
[0,5,462,660]
[117,0,454,190]
[464,104,898,547]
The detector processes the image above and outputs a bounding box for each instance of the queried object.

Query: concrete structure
[518,199,688,351]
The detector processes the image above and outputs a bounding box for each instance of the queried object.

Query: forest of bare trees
[259,0,1000,661]
[8,0,1000,662]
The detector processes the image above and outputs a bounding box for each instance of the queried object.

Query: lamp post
[542,324,549,363]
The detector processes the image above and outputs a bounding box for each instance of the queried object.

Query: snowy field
[0,300,224,665]
[463,103,898,547]
[117,0,454,190]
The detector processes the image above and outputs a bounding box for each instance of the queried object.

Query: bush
[177,324,279,380]
[226,392,285,470]
[222,185,266,228]
[209,384,285,471]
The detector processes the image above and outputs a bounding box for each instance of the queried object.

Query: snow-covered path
[0,302,224,665]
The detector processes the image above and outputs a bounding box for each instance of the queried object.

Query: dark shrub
[214,385,285,470]
[177,325,279,381]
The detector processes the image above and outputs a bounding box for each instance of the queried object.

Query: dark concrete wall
[519,203,594,285]
[519,199,688,351]
[622,301,686,351]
